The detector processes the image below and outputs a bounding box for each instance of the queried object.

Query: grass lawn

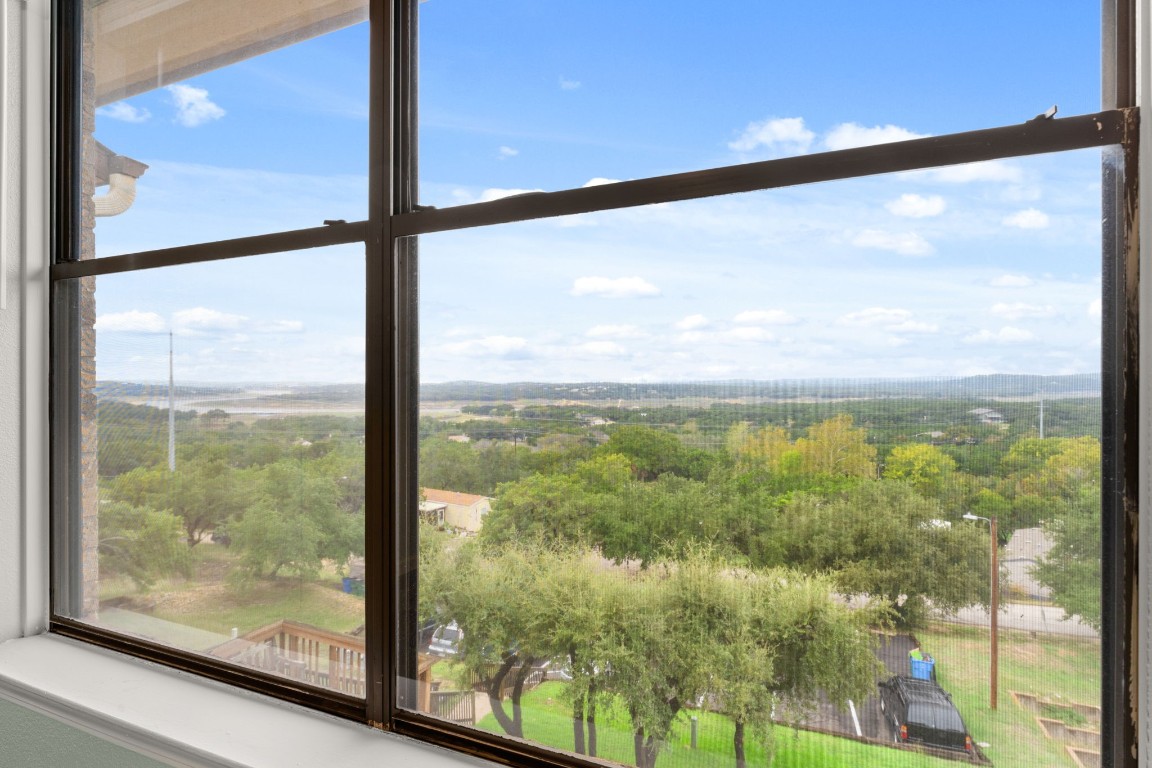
[475,682,959,768]
[919,623,1100,768]
[101,542,366,639]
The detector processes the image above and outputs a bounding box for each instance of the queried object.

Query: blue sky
[90,2,1104,384]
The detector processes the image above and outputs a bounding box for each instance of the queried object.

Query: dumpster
[910,657,936,681]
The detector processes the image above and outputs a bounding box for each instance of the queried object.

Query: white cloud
[990,302,1057,320]
[887,321,939,333]
[166,84,226,127]
[885,194,946,218]
[1002,208,1051,230]
[570,276,660,299]
[728,117,814,155]
[95,310,166,332]
[1088,298,1102,318]
[841,307,912,327]
[497,146,519,159]
[990,274,1035,288]
[97,102,152,123]
[733,309,797,325]
[924,160,1023,184]
[823,122,927,151]
[256,319,306,333]
[478,187,545,202]
[963,326,1035,344]
[577,341,627,356]
[172,307,247,333]
[725,326,776,342]
[587,324,647,339]
[559,77,581,91]
[838,308,937,334]
[583,177,621,187]
[674,314,710,331]
[442,335,531,358]
[851,229,934,256]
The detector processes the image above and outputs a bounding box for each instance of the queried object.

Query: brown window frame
[49,1,1140,766]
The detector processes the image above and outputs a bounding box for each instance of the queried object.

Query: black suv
[878,676,973,754]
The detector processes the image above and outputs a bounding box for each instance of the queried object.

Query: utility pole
[990,515,998,710]
[1037,398,1045,439]
[963,512,999,710]
[168,331,176,472]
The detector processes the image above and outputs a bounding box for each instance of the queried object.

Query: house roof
[422,488,490,507]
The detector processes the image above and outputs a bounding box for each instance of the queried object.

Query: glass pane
[419,1,1100,205]
[405,149,1104,766]
[58,246,367,695]
[86,0,369,257]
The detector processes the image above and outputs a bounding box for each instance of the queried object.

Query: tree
[1033,488,1101,629]
[107,459,249,547]
[883,443,956,497]
[434,543,555,739]
[716,568,883,768]
[229,460,361,579]
[778,480,989,626]
[98,502,192,590]
[726,423,792,473]
[794,414,877,478]
[479,473,594,548]
[601,425,710,481]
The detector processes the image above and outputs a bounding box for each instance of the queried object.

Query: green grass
[102,543,365,639]
[919,623,1100,768]
[150,578,365,636]
[475,682,958,768]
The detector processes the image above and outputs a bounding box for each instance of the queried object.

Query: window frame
[47,1,1141,766]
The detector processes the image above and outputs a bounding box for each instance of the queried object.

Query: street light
[962,512,998,710]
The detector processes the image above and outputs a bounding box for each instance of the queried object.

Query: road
[941,602,1098,638]
[797,633,914,742]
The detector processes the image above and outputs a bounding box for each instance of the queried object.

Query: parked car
[428,622,462,657]
[878,675,973,754]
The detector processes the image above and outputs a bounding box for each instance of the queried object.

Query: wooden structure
[210,619,438,706]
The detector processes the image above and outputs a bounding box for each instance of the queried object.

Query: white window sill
[0,633,490,768]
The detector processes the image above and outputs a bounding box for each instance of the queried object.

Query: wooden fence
[430,690,475,725]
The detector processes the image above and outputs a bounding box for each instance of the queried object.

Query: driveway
[789,633,914,742]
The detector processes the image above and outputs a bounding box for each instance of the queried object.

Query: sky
[89,1,1105,384]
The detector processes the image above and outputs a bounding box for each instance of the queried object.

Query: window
[50,3,1138,768]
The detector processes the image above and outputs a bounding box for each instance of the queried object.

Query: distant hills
[95,374,1101,405]
[417,374,1101,403]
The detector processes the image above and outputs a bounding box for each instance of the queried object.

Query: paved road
[941,602,1098,638]
[797,633,914,742]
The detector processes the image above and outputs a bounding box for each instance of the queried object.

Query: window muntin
[51,2,1137,767]
[87,1,370,258]
[419,1,1100,203]
[405,154,1104,766]
[54,246,367,695]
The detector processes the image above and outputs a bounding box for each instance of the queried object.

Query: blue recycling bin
[910,657,936,680]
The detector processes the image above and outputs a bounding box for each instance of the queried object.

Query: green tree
[107,459,250,547]
[230,460,361,579]
[794,414,877,478]
[883,443,957,497]
[1033,488,1101,629]
[779,480,988,626]
[98,502,192,590]
[601,425,711,481]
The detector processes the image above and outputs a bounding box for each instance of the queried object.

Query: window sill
[0,634,487,768]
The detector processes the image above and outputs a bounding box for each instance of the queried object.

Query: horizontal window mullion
[394,108,1132,237]
[392,712,604,768]
[50,619,367,721]
[52,221,370,280]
